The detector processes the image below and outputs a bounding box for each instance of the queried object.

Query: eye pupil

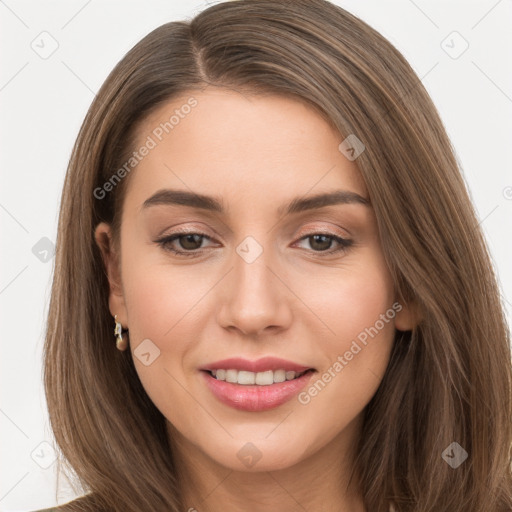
[309,234,332,251]
[180,234,203,250]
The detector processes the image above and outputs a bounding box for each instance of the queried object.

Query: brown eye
[308,234,334,251]
[155,231,214,256]
[176,234,204,250]
[295,233,353,254]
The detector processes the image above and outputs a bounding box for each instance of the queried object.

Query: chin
[199,435,312,473]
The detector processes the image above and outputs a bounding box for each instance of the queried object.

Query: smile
[208,368,310,385]
[201,369,316,412]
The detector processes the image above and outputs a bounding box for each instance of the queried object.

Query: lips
[200,357,316,411]
[201,356,314,373]
[201,369,315,411]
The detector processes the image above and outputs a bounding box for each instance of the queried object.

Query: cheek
[122,261,206,347]
[299,257,396,395]
[119,220,210,336]
[299,256,395,346]
[294,258,397,422]
[120,255,207,417]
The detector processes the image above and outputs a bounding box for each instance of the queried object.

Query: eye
[155,231,215,256]
[294,233,353,254]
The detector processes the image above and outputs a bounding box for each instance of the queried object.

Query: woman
[39,0,512,510]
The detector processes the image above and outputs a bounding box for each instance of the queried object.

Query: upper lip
[201,357,314,373]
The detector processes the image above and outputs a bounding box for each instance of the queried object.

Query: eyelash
[155,230,353,257]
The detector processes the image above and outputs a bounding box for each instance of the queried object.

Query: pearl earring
[114,315,128,351]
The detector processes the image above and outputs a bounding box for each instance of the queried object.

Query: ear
[94,222,128,325]
[393,299,422,332]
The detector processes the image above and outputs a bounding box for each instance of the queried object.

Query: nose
[216,244,293,337]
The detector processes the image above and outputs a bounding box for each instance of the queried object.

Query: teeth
[209,368,308,385]
[273,369,286,383]
[285,371,296,381]
[226,369,238,383]
[238,371,256,385]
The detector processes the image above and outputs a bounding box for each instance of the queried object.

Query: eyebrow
[142,188,370,215]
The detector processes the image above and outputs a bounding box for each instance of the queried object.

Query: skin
[95,87,415,512]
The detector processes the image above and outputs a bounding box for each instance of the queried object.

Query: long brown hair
[44,1,512,510]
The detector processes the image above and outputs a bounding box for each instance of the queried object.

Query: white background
[1,0,511,510]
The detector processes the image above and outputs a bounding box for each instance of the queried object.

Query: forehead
[124,88,367,209]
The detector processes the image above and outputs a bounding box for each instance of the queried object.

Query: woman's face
[96,87,413,473]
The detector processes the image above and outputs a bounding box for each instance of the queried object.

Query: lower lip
[201,370,315,412]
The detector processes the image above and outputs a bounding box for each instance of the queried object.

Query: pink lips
[201,356,312,373]
[200,357,316,412]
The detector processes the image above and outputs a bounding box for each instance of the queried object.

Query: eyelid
[294,223,350,238]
